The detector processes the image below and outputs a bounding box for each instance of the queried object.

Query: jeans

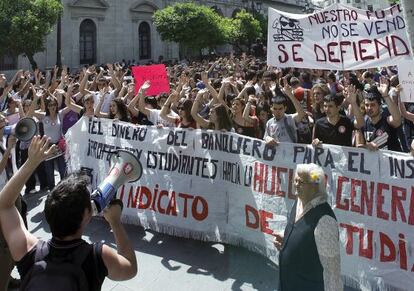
[20,149,48,192]
[44,154,67,189]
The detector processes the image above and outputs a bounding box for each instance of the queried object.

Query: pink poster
[132,64,170,96]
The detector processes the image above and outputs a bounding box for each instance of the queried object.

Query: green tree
[153,2,225,55]
[0,0,62,69]
[226,10,262,52]
[254,13,268,43]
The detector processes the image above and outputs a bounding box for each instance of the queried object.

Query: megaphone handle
[90,181,118,215]
[91,200,100,216]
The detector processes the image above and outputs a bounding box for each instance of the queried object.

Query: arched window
[211,6,224,16]
[79,19,96,65]
[232,8,242,18]
[139,22,151,60]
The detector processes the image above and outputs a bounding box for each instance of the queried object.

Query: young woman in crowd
[160,88,197,129]
[255,103,271,140]
[27,92,70,190]
[65,91,96,118]
[191,89,233,131]
[18,97,48,194]
[310,83,330,121]
[232,97,257,138]
[95,86,130,122]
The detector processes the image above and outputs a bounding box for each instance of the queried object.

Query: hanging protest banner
[132,64,170,96]
[398,59,414,102]
[267,4,412,70]
[66,117,414,291]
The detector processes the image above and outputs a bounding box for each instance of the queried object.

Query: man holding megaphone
[0,136,138,290]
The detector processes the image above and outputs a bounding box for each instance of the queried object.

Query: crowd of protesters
[1,55,414,190]
[1,53,414,289]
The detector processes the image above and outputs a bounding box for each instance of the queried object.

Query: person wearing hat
[356,78,402,151]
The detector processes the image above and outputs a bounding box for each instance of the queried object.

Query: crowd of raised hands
[1,54,414,155]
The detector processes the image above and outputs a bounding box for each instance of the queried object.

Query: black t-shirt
[233,122,257,138]
[314,115,355,146]
[404,103,414,144]
[17,238,108,291]
[363,113,402,152]
[136,111,153,126]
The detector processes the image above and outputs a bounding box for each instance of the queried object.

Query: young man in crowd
[356,80,402,151]
[312,85,364,147]
[264,79,306,146]
[0,136,137,290]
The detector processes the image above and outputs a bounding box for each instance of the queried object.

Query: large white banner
[67,118,414,290]
[267,4,412,70]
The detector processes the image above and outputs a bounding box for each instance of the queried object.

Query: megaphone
[91,149,142,215]
[4,117,38,141]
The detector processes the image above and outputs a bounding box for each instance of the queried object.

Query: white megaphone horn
[90,149,142,215]
[3,117,38,141]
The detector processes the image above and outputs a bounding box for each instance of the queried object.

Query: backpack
[20,240,92,291]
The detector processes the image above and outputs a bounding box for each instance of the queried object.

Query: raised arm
[160,91,180,125]
[136,81,151,117]
[191,90,210,129]
[378,77,401,128]
[201,71,218,99]
[79,66,95,96]
[94,87,110,118]
[282,78,306,122]
[90,68,104,92]
[65,82,83,114]
[26,88,46,120]
[0,136,56,261]
[346,84,364,129]
[16,99,25,118]
[237,80,254,101]
[242,98,258,125]
[101,203,137,280]
[216,80,231,112]
[107,63,122,96]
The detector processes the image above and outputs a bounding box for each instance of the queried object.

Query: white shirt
[295,196,343,291]
[264,114,297,143]
[148,109,178,127]
[93,90,115,114]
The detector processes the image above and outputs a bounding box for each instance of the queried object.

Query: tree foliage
[154,3,262,53]
[0,0,63,68]
[254,13,268,43]
[153,2,225,51]
[226,10,262,50]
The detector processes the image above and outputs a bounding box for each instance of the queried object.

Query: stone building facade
[1,0,309,72]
